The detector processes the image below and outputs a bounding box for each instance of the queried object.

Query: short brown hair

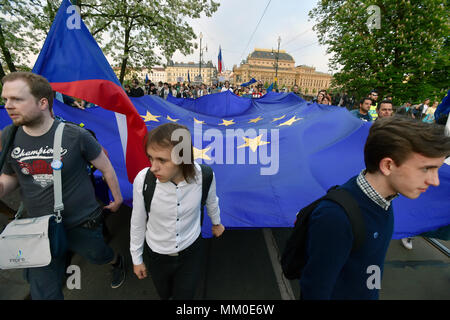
[145,123,196,183]
[377,99,393,111]
[2,72,54,113]
[364,116,450,173]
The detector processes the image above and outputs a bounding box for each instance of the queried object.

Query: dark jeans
[147,236,206,300]
[24,223,114,300]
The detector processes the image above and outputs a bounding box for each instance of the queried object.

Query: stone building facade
[149,67,166,84]
[165,61,216,85]
[233,48,332,94]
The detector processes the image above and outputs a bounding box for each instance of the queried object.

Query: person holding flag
[130,123,225,300]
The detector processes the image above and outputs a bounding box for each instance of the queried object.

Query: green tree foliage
[0,0,219,84]
[309,0,449,105]
[0,0,54,71]
[93,0,219,83]
[0,0,97,72]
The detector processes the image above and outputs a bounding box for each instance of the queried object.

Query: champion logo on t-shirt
[11,146,67,188]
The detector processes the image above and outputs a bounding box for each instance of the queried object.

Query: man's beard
[11,113,44,128]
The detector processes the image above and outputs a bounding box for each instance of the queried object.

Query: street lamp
[198,32,207,84]
[199,32,203,82]
[274,36,281,91]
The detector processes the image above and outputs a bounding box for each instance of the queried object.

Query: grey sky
[26,0,330,74]
[172,0,331,73]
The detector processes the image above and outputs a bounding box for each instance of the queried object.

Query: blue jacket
[300,176,394,300]
[350,109,373,122]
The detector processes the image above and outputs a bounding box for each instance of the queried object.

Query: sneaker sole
[111,257,126,289]
[401,240,413,250]
[111,275,125,289]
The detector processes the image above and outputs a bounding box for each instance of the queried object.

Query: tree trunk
[0,62,5,79]
[119,56,128,85]
[119,19,132,84]
[0,25,17,73]
[119,32,130,84]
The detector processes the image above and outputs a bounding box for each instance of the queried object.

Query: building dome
[249,48,294,62]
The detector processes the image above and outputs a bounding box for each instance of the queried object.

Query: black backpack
[281,186,366,280]
[0,124,18,167]
[143,164,213,225]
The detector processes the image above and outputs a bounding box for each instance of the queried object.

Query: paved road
[1,202,449,300]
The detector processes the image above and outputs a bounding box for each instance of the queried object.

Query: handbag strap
[52,122,65,221]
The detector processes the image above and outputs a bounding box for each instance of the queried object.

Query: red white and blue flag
[32,0,149,182]
[218,46,223,74]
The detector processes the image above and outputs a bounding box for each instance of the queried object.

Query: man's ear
[379,157,396,176]
[39,97,49,111]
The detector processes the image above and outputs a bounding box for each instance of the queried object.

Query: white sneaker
[401,237,413,250]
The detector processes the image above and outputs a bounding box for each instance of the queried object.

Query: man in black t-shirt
[0,72,126,299]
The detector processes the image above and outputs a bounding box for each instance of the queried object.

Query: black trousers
[146,236,206,300]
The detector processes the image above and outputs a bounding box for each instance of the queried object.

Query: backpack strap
[324,188,366,252]
[142,164,213,226]
[143,168,157,215]
[199,164,213,227]
[0,124,18,170]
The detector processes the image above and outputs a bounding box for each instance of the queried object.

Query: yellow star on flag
[272,115,286,122]
[237,134,270,152]
[219,119,235,126]
[166,115,179,122]
[277,115,302,127]
[141,111,161,122]
[194,118,205,124]
[249,116,263,124]
[193,146,211,160]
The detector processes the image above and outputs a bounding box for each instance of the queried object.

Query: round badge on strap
[51,159,63,170]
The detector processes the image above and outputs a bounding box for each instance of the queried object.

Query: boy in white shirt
[130,123,225,299]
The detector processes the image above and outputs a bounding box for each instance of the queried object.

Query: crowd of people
[1,71,449,301]
[124,79,447,126]
[347,89,447,126]
[125,79,270,99]
[124,78,343,105]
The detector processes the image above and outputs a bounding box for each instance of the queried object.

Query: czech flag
[218,46,223,74]
[32,0,149,182]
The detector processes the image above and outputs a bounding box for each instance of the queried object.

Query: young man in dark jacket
[300,116,450,300]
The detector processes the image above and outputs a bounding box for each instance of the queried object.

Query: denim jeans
[24,223,114,300]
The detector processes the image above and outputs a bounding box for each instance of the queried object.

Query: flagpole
[199,32,203,83]
[275,36,281,91]
[445,116,450,165]
[445,112,450,137]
